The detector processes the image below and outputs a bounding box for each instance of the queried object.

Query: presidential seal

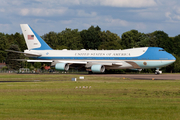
[143,62,147,66]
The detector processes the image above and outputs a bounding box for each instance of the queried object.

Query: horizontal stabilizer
[6,50,41,57]
[10,59,53,63]
[27,60,53,62]
[11,59,28,61]
[6,50,24,54]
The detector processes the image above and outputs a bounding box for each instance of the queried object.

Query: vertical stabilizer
[20,24,52,50]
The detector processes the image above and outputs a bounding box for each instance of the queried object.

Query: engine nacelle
[91,65,105,73]
[55,63,69,71]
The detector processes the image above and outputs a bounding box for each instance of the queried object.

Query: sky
[0,0,180,37]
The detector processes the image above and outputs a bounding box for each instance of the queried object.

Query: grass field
[0,74,180,120]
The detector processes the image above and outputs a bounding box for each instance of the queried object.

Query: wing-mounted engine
[55,63,69,71]
[91,65,105,73]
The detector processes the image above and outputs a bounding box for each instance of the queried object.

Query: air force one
[17,24,175,74]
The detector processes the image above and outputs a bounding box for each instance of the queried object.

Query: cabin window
[159,49,165,51]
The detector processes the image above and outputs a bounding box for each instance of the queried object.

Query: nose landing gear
[155,68,162,75]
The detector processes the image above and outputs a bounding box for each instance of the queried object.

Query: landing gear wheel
[155,71,160,75]
[155,70,162,75]
[88,71,93,74]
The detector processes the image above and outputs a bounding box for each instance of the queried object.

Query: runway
[91,74,180,80]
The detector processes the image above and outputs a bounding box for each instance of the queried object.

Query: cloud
[99,0,157,8]
[19,8,68,16]
[137,9,164,20]
[22,0,157,8]
[61,20,73,25]
[165,12,172,21]
[1,0,180,37]
[164,5,180,22]
[54,0,157,8]
[0,24,11,33]
[77,10,97,17]
[104,18,129,27]
[135,23,147,30]
[0,9,5,13]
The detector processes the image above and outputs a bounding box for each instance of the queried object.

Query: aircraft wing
[85,62,122,67]
[10,56,125,68]
[55,61,87,64]
[126,61,141,69]
[51,60,124,72]
[26,60,123,66]
[49,60,122,66]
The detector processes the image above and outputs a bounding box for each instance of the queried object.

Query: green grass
[0,74,180,120]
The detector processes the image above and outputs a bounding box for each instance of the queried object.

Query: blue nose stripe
[139,47,176,60]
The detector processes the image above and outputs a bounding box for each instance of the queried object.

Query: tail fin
[20,24,52,50]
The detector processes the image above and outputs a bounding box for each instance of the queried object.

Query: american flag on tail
[28,35,34,40]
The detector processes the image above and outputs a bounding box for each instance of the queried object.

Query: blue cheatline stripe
[34,57,138,60]
[33,56,174,60]
[29,25,53,50]
[32,56,174,68]
[31,47,176,60]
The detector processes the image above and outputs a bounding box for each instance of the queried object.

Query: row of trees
[1,25,180,72]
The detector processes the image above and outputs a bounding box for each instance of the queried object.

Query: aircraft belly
[106,66,133,69]
[134,61,175,69]
[105,61,133,69]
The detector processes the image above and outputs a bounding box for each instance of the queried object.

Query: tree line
[1,25,180,72]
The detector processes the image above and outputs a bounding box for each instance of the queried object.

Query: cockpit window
[159,49,165,51]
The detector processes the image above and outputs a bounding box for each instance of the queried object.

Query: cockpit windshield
[159,49,165,51]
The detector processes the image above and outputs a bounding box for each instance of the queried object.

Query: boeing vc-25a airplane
[19,24,175,74]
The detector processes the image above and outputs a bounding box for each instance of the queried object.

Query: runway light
[152,78,155,80]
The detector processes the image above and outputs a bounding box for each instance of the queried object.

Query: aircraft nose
[160,53,176,67]
[170,54,176,61]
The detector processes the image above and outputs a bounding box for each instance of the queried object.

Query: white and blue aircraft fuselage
[20,24,176,74]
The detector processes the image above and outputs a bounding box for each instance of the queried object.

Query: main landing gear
[155,68,162,75]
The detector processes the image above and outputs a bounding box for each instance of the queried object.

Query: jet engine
[55,63,69,71]
[91,65,105,73]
